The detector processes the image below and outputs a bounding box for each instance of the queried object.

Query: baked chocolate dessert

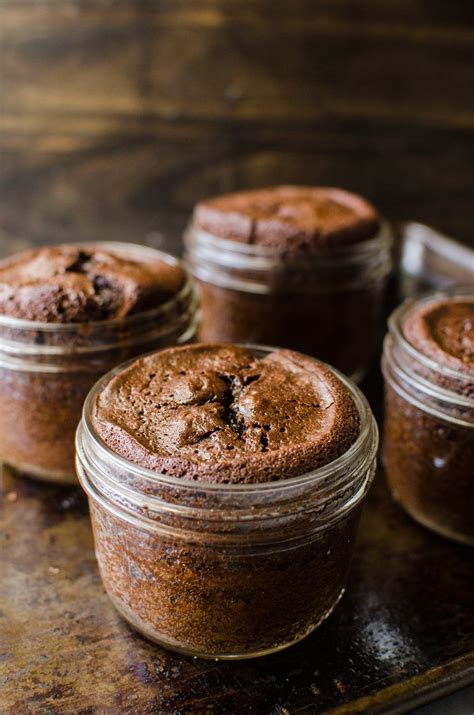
[79,344,377,658]
[93,344,360,482]
[194,185,380,252]
[403,298,474,383]
[0,244,185,323]
[383,295,474,544]
[186,186,391,381]
[0,244,195,483]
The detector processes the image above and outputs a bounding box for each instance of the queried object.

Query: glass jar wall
[76,349,378,659]
[0,243,198,483]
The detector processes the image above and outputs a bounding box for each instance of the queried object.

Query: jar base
[390,492,474,547]
[109,588,346,660]
[3,458,77,486]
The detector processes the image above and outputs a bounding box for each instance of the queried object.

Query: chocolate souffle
[0,244,197,483]
[93,344,360,481]
[383,293,474,544]
[78,343,378,657]
[404,298,474,384]
[0,245,185,322]
[186,186,392,381]
[194,186,379,250]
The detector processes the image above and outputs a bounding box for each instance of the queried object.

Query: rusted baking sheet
[1,460,473,714]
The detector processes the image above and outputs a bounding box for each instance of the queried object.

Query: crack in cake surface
[93,344,360,484]
[0,244,185,323]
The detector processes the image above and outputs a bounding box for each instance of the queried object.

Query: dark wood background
[1,0,474,259]
[1,5,474,713]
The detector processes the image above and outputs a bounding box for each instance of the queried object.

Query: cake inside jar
[0,243,192,483]
[0,244,185,322]
[383,294,474,544]
[82,343,374,658]
[93,343,360,482]
[403,297,474,383]
[187,185,390,381]
[194,185,380,252]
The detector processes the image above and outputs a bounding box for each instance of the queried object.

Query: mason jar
[185,223,392,383]
[382,287,474,545]
[76,348,378,659]
[0,243,199,484]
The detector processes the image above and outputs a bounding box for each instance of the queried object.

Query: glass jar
[0,243,199,484]
[184,223,393,382]
[382,288,474,545]
[76,348,378,659]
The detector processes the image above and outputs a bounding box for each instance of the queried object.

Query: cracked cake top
[91,343,361,484]
[0,244,186,323]
[193,185,380,254]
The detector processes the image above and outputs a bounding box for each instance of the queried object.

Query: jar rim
[0,241,194,333]
[78,344,378,495]
[184,222,393,295]
[387,285,474,401]
[186,221,392,262]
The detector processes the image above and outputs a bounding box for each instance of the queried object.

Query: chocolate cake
[0,244,194,483]
[82,344,374,657]
[92,344,360,483]
[0,244,185,323]
[187,185,390,381]
[194,185,380,252]
[383,296,474,544]
[403,298,474,382]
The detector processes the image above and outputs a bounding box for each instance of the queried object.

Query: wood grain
[1,1,474,256]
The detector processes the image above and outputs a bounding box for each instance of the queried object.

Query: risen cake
[193,185,380,252]
[82,342,372,657]
[0,244,185,322]
[187,186,388,381]
[0,243,193,483]
[383,293,474,544]
[93,343,360,483]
